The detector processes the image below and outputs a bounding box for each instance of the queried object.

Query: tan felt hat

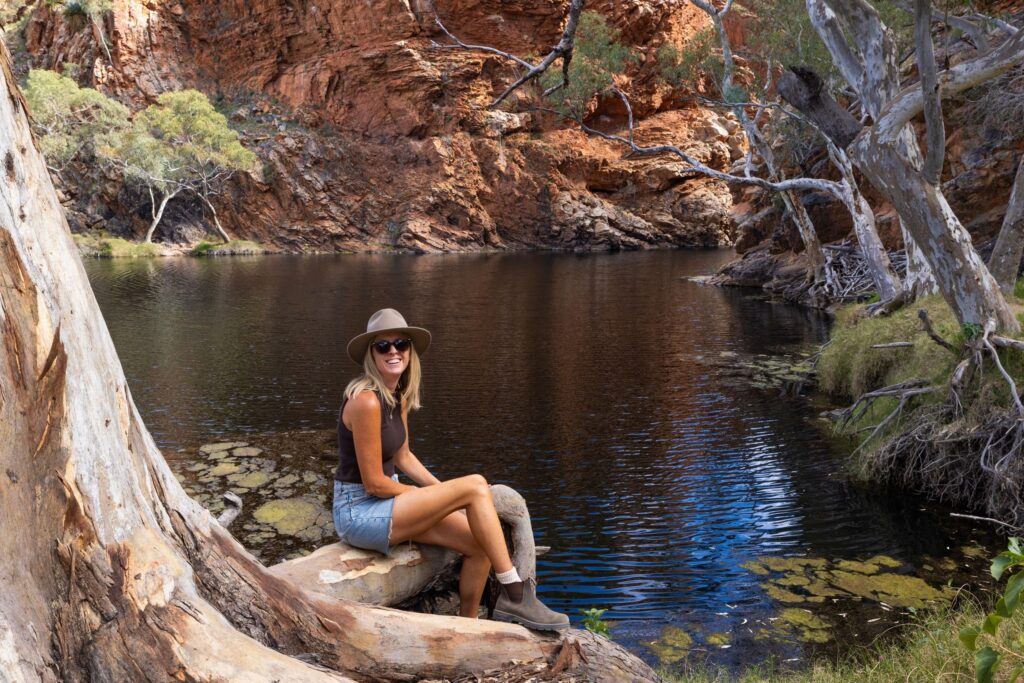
[347,308,431,364]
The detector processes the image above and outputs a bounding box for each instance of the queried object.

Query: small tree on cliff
[23,67,129,176]
[102,89,256,243]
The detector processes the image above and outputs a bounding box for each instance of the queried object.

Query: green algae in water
[200,442,248,454]
[762,583,825,604]
[645,626,693,664]
[741,560,770,576]
[867,554,903,568]
[229,471,271,489]
[761,556,827,572]
[253,499,322,536]
[776,575,811,587]
[208,462,241,477]
[706,632,731,647]
[835,559,882,574]
[825,570,953,608]
[274,473,301,488]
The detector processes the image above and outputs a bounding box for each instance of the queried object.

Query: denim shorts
[333,476,398,555]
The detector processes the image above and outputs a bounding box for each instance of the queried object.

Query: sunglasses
[371,338,412,354]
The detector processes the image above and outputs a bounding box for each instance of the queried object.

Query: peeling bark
[990,156,1024,295]
[0,42,658,683]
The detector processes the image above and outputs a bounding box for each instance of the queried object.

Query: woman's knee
[461,473,490,498]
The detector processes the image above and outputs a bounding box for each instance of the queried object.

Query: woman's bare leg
[390,474,513,574]
[411,512,490,617]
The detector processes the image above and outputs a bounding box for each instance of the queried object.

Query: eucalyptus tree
[437,2,907,302]
[778,0,1024,331]
[102,89,256,243]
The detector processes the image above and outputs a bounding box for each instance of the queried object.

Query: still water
[85,251,988,670]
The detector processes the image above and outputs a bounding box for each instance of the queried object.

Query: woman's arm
[394,407,441,487]
[348,391,415,498]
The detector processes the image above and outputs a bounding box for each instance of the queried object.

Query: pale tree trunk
[0,45,656,683]
[144,185,178,243]
[199,192,232,243]
[989,156,1024,295]
[828,144,903,302]
[785,0,1021,331]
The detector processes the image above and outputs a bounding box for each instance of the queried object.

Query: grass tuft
[190,240,267,256]
[73,232,162,258]
[817,296,962,401]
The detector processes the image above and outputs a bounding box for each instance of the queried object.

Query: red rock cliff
[22,0,742,252]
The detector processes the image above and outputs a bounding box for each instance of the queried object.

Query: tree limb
[876,27,1024,142]
[915,0,945,185]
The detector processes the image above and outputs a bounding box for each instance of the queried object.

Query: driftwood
[270,484,540,608]
[0,43,660,683]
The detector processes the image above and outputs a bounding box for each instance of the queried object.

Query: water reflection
[86,251,975,667]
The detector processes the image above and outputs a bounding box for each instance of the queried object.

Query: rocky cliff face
[20,0,744,252]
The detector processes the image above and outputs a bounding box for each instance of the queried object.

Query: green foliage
[539,11,636,119]
[24,69,129,169]
[657,29,720,90]
[74,233,161,258]
[733,0,913,94]
[962,322,984,340]
[100,89,255,208]
[959,539,1024,683]
[580,608,612,638]
[1016,276,1024,302]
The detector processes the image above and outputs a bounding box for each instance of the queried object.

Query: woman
[333,308,568,630]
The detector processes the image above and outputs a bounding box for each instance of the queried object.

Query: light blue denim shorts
[332,476,398,555]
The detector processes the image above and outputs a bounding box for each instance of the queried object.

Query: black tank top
[335,391,406,484]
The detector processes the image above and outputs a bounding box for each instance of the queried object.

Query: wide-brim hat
[347,308,432,365]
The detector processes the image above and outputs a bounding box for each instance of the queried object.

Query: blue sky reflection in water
[85,251,975,669]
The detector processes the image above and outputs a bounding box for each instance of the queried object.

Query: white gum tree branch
[690,0,826,281]
[915,0,945,186]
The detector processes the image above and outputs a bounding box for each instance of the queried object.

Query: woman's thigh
[410,511,480,555]
[390,476,483,543]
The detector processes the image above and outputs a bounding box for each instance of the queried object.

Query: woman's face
[371,333,411,385]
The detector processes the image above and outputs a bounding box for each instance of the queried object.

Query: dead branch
[835,378,934,432]
[918,308,956,353]
[216,491,243,527]
[949,512,1020,530]
[871,342,914,349]
[993,335,1024,352]
[982,319,1024,416]
[433,0,586,108]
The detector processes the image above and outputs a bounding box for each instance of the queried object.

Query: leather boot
[492,578,569,631]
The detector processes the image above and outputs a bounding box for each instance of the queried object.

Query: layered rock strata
[21,0,743,252]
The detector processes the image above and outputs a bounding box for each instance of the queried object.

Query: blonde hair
[344,344,423,411]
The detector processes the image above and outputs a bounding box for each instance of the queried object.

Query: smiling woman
[334,308,570,631]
